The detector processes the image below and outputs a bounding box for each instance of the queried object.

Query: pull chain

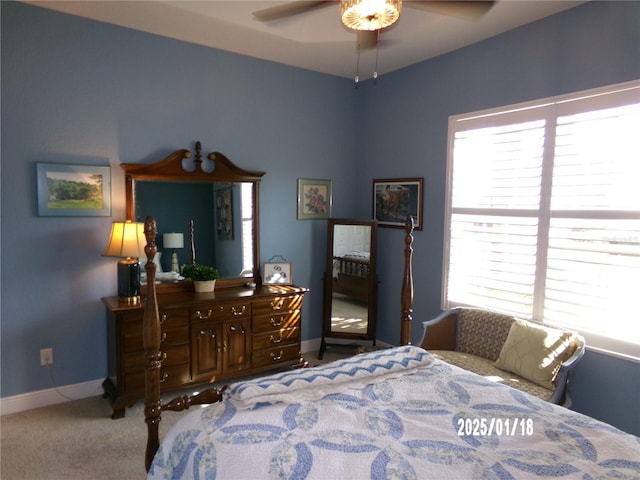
[373,30,380,85]
[354,49,360,89]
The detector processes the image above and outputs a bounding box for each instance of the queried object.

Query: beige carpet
[330,294,368,334]
[0,351,349,480]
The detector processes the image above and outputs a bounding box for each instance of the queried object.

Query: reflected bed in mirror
[121,141,265,290]
[320,219,378,359]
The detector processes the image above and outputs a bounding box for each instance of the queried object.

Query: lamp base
[117,257,141,303]
[170,251,180,273]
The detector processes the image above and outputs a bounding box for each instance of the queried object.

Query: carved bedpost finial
[189,219,196,265]
[400,216,415,346]
[143,216,157,280]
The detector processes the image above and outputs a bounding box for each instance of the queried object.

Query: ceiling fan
[253,1,496,51]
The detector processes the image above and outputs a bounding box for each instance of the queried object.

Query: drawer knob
[232,305,246,316]
[270,350,283,361]
[160,372,169,383]
[270,317,283,327]
[161,332,167,343]
[162,352,167,360]
[269,334,283,344]
[196,309,213,320]
[160,314,167,324]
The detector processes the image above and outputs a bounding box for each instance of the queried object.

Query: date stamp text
[457,417,534,437]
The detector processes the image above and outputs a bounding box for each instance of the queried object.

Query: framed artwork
[297,178,332,219]
[216,186,233,240]
[373,177,423,230]
[36,163,111,217]
[263,262,293,285]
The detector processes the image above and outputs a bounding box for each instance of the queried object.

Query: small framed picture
[263,262,293,285]
[297,178,332,219]
[216,186,233,240]
[373,178,423,230]
[36,163,111,217]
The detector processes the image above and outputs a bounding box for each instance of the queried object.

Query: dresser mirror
[319,219,378,358]
[122,141,265,289]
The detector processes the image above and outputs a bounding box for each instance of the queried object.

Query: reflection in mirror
[134,180,254,278]
[320,219,378,359]
[330,225,370,333]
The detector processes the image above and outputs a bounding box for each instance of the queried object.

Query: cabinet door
[222,318,251,374]
[191,323,223,381]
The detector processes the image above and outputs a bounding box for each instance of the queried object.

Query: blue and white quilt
[148,346,640,479]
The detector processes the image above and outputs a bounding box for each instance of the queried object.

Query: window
[241,182,254,275]
[443,81,640,360]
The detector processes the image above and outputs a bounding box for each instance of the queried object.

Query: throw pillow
[494,320,575,390]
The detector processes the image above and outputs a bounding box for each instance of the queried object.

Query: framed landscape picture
[37,163,111,217]
[373,177,423,229]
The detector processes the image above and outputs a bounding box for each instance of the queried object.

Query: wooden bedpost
[142,216,162,472]
[400,216,415,346]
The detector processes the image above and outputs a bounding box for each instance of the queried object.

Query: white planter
[194,280,216,293]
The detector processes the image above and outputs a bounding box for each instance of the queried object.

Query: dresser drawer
[252,295,303,316]
[159,308,189,327]
[123,322,189,354]
[123,344,190,372]
[124,362,190,393]
[252,344,300,369]
[191,301,252,322]
[253,311,300,334]
[121,308,188,353]
[253,327,300,351]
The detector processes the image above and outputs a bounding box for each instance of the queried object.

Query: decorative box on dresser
[102,285,308,419]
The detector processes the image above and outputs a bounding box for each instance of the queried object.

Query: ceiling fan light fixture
[340,0,402,31]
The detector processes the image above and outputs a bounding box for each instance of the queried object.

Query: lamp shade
[163,233,184,249]
[340,0,401,31]
[103,221,146,259]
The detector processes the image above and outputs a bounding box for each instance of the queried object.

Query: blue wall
[2,2,638,435]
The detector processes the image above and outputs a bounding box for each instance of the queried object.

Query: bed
[141,217,640,479]
[332,252,371,302]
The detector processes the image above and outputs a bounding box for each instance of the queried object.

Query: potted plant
[182,263,220,293]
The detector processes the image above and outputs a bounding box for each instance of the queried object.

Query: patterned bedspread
[148,346,640,480]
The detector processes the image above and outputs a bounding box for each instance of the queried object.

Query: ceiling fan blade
[357,30,379,51]
[253,1,333,22]
[405,1,495,19]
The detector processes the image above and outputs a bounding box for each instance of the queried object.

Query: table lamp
[103,220,146,304]
[163,232,184,273]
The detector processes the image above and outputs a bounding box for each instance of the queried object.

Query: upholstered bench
[419,307,585,405]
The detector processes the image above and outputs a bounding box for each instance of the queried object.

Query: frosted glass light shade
[340,0,401,31]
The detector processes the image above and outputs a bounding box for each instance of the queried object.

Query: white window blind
[241,182,254,275]
[443,81,640,360]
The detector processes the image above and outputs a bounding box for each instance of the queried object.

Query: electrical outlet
[40,348,53,366]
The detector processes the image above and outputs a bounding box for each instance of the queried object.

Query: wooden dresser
[102,285,307,418]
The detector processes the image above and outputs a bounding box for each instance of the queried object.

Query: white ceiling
[25,1,586,79]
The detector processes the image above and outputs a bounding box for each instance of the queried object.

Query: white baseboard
[0,379,104,416]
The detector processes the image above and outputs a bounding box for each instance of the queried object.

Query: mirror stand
[319,219,378,359]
